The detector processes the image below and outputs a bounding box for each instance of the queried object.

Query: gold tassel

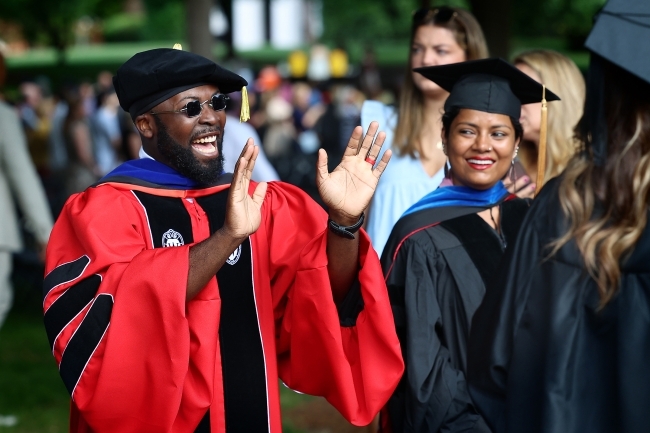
[240,86,250,123]
[535,85,548,196]
[172,43,183,50]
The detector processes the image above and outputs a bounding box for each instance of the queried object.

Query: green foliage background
[0,0,607,51]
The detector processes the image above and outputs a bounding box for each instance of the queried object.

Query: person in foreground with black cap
[42,47,404,433]
[467,1,650,432]
[379,58,559,433]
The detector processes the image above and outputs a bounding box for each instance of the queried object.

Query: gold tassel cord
[535,85,548,196]
[240,86,250,123]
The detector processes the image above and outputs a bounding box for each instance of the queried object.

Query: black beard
[154,116,224,185]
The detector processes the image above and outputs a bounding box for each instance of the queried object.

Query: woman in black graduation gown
[380,59,559,433]
[467,2,650,432]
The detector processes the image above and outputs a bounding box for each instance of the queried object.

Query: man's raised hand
[223,138,268,240]
[316,121,392,225]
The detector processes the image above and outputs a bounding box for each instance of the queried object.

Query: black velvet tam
[113,48,248,118]
[414,58,560,119]
[586,0,650,85]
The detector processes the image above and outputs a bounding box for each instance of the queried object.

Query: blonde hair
[513,50,585,185]
[393,7,488,158]
[550,59,650,308]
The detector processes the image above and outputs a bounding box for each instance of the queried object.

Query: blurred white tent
[228,0,323,51]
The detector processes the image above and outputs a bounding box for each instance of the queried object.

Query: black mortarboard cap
[581,0,650,166]
[416,58,561,192]
[113,48,248,118]
[414,58,560,119]
[585,0,650,84]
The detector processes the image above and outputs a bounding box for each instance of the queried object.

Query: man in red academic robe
[43,47,403,433]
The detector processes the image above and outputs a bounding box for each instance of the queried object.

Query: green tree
[513,0,606,48]
[0,0,124,61]
[322,0,419,44]
[141,0,186,42]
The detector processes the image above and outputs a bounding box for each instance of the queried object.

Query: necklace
[489,205,507,248]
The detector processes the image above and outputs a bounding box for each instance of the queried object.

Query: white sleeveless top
[361,100,445,256]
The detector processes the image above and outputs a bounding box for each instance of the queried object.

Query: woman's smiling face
[444,108,519,190]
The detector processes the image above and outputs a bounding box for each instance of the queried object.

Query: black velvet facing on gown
[440,199,530,288]
[382,197,530,433]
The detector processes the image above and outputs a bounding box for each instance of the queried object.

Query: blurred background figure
[0,51,53,332]
[116,105,142,161]
[510,49,586,193]
[78,81,96,117]
[91,87,123,176]
[314,84,364,172]
[359,46,383,102]
[95,70,114,94]
[291,81,325,135]
[263,95,300,175]
[18,81,53,175]
[362,6,489,256]
[63,95,100,196]
[249,65,283,144]
[222,90,279,182]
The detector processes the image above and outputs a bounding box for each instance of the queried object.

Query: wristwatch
[327,213,365,239]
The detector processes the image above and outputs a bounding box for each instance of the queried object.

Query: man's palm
[317,122,391,222]
[225,141,267,239]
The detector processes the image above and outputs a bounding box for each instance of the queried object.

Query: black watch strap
[328,213,365,239]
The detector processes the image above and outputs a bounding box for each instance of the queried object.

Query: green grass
[0,284,314,432]
[0,310,69,433]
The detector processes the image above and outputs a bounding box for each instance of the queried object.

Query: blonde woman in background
[362,6,488,256]
[509,49,585,194]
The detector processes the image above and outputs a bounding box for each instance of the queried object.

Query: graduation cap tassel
[535,85,548,196]
[240,86,250,123]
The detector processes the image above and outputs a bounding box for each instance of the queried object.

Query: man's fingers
[246,145,259,174]
[359,121,379,155]
[231,156,246,195]
[233,141,249,173]
[238,138,254,158]
[366,131,386,162]
[373,148,392,178]
[252,181,268,208]
[343,126,364,157]
[316,148,329,183]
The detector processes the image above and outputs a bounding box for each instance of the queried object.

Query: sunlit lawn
[0,307,69,433]
[0,308,315,433]
[0,270,351,433]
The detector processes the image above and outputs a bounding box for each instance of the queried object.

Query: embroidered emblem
[226,245,242,265]
[162,229,184,247]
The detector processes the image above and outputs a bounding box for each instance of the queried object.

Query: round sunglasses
[150,93,230,118]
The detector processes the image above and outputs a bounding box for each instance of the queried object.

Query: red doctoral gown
[43,179,404,433]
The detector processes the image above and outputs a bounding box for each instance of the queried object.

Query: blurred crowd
[4,1,650,430]
[4,72,140,216]
[1,55,395,217]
